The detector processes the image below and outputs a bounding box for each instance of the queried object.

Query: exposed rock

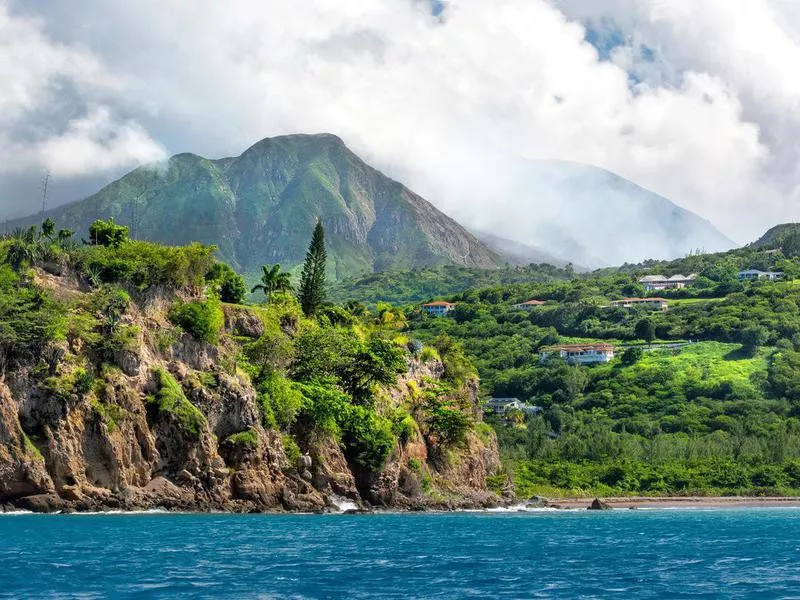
[15,493,67,513]
[0,384,55,501]
[1,291,502,513]
[588,498,612,511]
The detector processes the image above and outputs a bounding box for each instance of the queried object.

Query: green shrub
[295,382,350,435]
[260,373,303,430]
[282,433,301,466]
[339,405,396,471]
[168,296,224,344]
[76,241,215,289]
[88,219,129,248]
[226,429,259,448]
[420,346,440,363]
[407,457,423,472]
[148,368,207,439]
[390,409,418,445]
[73,369,95,396]
[206,262,247,304]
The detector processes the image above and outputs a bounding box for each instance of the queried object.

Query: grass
[148,368,207,439]
[225,429,259,448]
[629,342,769,389]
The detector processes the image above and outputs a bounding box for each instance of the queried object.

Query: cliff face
[0,273,500,513]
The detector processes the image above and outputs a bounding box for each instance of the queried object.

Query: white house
[421,301,456,317]
[610,297,668,311]
[737,269,783,281]
[485,398,542,418]
[540,343,615,365]
[485,398,526,415]
[513,299,546,310]
[638,274,698,291]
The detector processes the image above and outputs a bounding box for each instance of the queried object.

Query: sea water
[2,509,800,598]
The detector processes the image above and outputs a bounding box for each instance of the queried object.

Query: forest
[404,241,800,497]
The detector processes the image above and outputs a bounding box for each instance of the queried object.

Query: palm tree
[6,227,40,272]
[251,264,293,304]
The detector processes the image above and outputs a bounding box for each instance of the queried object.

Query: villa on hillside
[513,299,547,310]
[539,343,615,365]
[737,269,784,281]
[421,301,456,317]
[638,274,698,291]
[610,297,668,311]
[485,398,542,418]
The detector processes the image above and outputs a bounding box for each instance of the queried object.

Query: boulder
[588,498,612,511]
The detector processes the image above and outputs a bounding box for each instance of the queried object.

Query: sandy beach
[544,497,800,510]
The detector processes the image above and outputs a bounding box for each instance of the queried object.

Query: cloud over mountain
[2,0,798,248]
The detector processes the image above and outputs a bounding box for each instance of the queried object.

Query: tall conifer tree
[298,220,327,316]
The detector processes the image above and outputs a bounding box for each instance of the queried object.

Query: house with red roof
[421,301,456,317]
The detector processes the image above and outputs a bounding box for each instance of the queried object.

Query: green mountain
[16,134,503,279]
[751,223,800,250]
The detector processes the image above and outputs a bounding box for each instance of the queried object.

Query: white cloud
[35,108,167,178]
[0,1,166,179]
[3,0,800,249]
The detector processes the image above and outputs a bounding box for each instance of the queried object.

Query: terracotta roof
[517,299,546,305]
[422,301,456,307]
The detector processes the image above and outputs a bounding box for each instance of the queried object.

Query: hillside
[11,134,503,280]
[405,248,800,497]
[472,231,575,269]
[0,224,500,513]
[752,223,800,250]
[475,160,736,268]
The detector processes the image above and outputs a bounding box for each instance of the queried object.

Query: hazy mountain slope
[751,223,800,249]
[13,134,504,279]
[469,160,735,268]
[472,231,577,269]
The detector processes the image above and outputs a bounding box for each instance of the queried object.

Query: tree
[206,262,246,304]
[251,263,293,304]
[740,324,768,357]
[297,220,327,317]
[621,347,644,366]
[41,218,56,239]
[88,219,129,248]
[635,318,656,343]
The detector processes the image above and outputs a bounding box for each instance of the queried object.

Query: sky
[2,0,800,246]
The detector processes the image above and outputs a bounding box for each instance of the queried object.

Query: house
[421,301,456,317]
[513,299,546,310]
[610,297,668,311]
[485,398,526,415]
[638,274,698,291]
[737,269,783,281]
[485,398,543,419]
[539,343,615,365]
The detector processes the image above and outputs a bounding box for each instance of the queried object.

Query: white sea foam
[330,495,359,512]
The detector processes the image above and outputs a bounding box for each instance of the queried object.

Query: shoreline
[6,496,800,515]
[541,496,800,510]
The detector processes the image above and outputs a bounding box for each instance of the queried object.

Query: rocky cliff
[0,269,501,514]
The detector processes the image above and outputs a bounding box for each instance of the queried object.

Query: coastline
[542,496,800,510]
[7,496,800,515]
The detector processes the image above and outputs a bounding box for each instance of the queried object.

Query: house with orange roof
[421,301,456,317]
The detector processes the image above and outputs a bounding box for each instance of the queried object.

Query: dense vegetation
[0,218,481,487]
[400,239,800,497]
[329,263,575,305]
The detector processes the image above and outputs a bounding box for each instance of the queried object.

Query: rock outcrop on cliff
[0,267,501,513]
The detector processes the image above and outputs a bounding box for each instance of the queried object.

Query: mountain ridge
[9,134,504,279]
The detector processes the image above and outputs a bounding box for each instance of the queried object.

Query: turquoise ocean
[2,509,800,598]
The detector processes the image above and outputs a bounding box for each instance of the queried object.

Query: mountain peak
[11,134,504,279]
